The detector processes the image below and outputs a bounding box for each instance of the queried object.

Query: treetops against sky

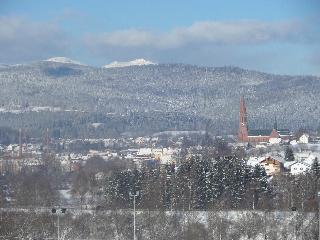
[0,0,319,75]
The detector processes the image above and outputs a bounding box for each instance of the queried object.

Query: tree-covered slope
[0,61,319,135]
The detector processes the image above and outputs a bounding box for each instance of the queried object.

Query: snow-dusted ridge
[44,57,85,66]
[103,58,156,68]
[0,64,9,68]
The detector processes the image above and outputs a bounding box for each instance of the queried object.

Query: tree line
[104,152,319,211]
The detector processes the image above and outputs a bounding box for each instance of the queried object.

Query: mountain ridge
[44,57,85,65]
[0,59,319,135]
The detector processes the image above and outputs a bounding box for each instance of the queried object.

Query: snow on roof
[247,154,285,167]
[247,156,265,166]
[267,155,284,163]
[290,161,311,168]
[283,161,296,169]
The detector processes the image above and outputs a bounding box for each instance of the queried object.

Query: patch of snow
[290,140,298,145]
[103,58,156,68]
[91,122,103,128]
[44,57,85,65]
[59,189,72,200]
[153,130,206,137]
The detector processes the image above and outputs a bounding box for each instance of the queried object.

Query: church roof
[248,128,290,137]
[277,129,290,136]
[248,129,272,136]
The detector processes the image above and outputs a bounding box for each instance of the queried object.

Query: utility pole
[129,191,139,240]
[58,213,60,240]
[19,128,22,158]
[46,128,50,154]
[219,216,222,240]
[188,181,192,211]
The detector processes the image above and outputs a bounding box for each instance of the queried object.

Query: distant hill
[0,59,319,136]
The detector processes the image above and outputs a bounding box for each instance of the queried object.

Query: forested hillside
[0,60,319,137]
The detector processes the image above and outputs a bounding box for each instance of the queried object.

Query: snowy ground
[0,208,316,239]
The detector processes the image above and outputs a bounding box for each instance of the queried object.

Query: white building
[269,137,282,145]
[299,134,310,144]
[290,162,310,175]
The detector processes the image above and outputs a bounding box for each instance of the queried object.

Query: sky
[0,0,319,75]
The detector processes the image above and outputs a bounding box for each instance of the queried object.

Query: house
[295,152,315,162]
[259,156,284,176]
[310,136,320,144]
[290,162,311,175]
[298,134,310,144]
[247,155,284,176]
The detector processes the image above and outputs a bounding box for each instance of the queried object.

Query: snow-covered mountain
[0,60,319,135]
[44,57,85,65]
[103,58,156,68]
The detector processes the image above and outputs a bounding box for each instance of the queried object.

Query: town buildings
[238,96,291,143]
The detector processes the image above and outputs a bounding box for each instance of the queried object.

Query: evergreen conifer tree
[210,158,224,202]
[311,157,320,179]
[285,147,295,162]
[252,164,269,193]
[228,158,250,207]
[193,156,211,209]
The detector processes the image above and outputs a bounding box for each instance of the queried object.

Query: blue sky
[0,0,319,75]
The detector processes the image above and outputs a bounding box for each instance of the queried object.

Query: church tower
[238,96,248,142]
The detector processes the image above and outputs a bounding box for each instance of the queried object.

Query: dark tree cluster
[104,152,320,212]
[104,155,270,210]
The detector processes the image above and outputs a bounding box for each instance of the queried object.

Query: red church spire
[239,96,247,125]
[238,96,248,142]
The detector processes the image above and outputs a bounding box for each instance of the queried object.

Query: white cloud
[86,20,305,50]
[0,15,317,75]
[0,16,70,63]
[90,29,155,47]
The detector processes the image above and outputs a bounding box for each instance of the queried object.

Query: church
[237,96,291,143]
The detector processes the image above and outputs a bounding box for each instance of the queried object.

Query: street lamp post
[129,191,139,240]
[188,181,192,211]
[291,206,297,240]
[264,210,267,240]
[318,191,320,240]
[51,207,67,240]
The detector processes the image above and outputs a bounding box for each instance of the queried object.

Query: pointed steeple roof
[273,116,278,130]
[240,96,246,113]
[239,96,247,126]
